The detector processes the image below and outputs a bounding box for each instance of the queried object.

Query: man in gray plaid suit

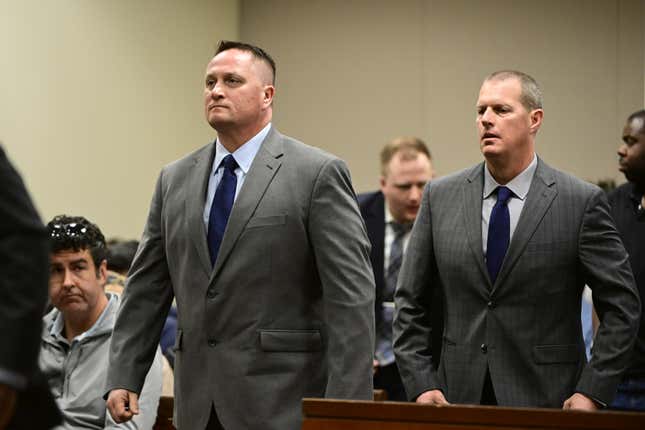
[393,70,640,410]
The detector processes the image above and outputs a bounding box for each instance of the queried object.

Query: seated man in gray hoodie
[40,215,162,430]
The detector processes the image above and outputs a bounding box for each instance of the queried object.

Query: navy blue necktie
[375,221,413,366]
[486,186,513,284]
[385,222,412,298]
[207,155,238,266]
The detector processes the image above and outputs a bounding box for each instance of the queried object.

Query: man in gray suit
[393,70,640,410]
[105,41,375,429]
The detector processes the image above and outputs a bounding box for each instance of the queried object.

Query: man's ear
[97,259,108,284]
[529,108,544,134]
[379,175,387,193]
[263,85,275,108]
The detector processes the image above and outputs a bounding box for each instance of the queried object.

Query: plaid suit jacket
[394,158,640,407]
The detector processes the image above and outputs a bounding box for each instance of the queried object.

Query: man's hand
[107,389,140,423]
[0,384,17,430]
[562,393,598,411]
[373,359,379,375]
[416,389,450,406]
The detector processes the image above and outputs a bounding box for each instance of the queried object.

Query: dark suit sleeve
[308,158,375,400]
[576,188,641,404]
[0,147,49,385]
[106,170,174,395]
[393,181,442,400]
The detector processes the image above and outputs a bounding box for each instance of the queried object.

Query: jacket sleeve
[307,158,375,399]
[575,188,641,404]
[105,347,164,429]
[393,181,442,400]
[106,170,175,396]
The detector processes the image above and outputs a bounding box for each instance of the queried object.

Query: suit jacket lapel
[494,158,557,291]
[463,163,491,287]
[363,193,385,287]
[211,128,283,281]
[186,143,218,275]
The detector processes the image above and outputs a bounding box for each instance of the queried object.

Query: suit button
[487,301,494,308]
[208,339,217,347]
[207,289,216,299]
[481,343,488,353]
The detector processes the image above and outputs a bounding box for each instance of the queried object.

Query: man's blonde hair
[380,137,431,177]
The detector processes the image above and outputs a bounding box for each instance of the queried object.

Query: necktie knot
[221,154,238,173]
[496,186,513,205]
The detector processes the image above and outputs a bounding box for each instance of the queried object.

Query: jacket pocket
[259,329,322,352]
[172,329,183,352]
[246,214,286,229]
[533,344,579,364]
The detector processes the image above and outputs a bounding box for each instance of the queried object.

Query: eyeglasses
[49,223,89,239]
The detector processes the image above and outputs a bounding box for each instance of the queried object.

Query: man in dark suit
[609,109,645,410]
[358,137,433,401]
[105,41,375,430]
[0,145,61,429]
[393,70,640,410]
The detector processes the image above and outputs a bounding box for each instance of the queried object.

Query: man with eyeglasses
[39,215,163,429]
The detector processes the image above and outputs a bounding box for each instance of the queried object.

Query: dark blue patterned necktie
[375,221,412,366]
[486,186,513,284]
[385,222,412,297]
[207,154,238,266]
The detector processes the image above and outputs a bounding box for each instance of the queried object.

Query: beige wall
[1,1,643,240]
[241,0,645,193]
[0,0,239,238]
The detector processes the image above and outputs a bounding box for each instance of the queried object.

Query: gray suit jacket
[106,128,375,429]
[393,158,640,407]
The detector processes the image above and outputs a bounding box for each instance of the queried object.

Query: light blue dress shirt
[482,154,537,255]
[203,123,271,231]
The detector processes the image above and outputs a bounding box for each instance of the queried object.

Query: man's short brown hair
[215,40,276,85]
[484,70,543,111]
[380,137,431,176]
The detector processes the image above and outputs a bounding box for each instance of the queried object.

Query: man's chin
[58,300,87,312]
[207,115,233,129]
[403,213,418,224]
[623,170,644,185]
[481,145,501,157]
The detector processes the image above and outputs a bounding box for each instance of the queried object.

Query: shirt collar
[384,201,414,231]
[213,123,271,174]
[483,154,538,200]
[384,202,394,224]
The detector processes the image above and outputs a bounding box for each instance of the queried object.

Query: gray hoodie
[40,293,163,430]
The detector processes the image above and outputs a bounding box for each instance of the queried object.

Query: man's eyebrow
[224,72,244,79]
[69,258,89,265]
[50,258,89,267]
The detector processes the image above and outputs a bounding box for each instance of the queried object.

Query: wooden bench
[153,390,389,429]
[302,398,645,430]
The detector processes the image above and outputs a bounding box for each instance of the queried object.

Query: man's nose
[210,82,225,99]
[480,108,493,126]
[62,269,75,287]
[617,143,627,158]
[410,185,423,201]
